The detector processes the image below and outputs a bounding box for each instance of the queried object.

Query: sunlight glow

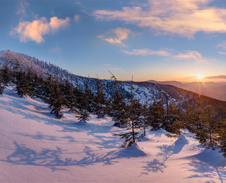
[195,74,204,81]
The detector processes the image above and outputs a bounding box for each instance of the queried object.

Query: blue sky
[1,0,226,82]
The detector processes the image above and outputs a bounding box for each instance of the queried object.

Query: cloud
[11,17,70,43]
[123,48,205,62]
[94,0,226,37]
[218,51,226,55]
[98,28,131,46]
[174,51,204,62]
[49,45,61,54]
[17,0,29,16]
[206,75,226,79]
[74,15,80,22]
[123,48,171,56]
[217,41,226,50]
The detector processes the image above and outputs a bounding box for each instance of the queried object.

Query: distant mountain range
[148,80,226,101]
[0,50,225,115]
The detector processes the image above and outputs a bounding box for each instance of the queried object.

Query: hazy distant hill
[152,80,226,101]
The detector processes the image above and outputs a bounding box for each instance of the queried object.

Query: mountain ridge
[0,50,226,113]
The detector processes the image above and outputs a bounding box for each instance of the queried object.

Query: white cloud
[123,48,205,62]
[218,51,226,55]
[94,0,226,37]
[98,28,131,46]
[217,41,226,50]
[123,48,171,56]
[174,51,204,62]
[11,17,70,43]
[49,46,61,54]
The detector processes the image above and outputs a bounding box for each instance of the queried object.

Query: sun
[195,74,204,81]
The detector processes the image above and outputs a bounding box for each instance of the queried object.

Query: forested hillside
[0,50,225,156]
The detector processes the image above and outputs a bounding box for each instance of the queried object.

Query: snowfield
[0,87,225,183]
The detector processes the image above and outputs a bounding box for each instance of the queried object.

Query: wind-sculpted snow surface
[0,87,225,182]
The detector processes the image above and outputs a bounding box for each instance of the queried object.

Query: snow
[0,87,225,183]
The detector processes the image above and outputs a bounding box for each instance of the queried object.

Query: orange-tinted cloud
[74,15,80,22]
[94,0,226,37]
[206,75,226,79]
[98,28,131,46]
[17,0,29,16]
[11,17,70,43]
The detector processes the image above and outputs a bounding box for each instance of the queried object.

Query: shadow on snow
[1,141,146,171]
[141,134,188,175]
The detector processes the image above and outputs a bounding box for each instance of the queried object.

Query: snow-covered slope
[0,87,225,183]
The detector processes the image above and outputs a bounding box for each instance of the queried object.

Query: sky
[0,0,226,82]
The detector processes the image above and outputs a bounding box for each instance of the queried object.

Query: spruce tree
[15,70,29,97]
[76,81,91,122]
[185,98,204,134]
[140,101,149,137]
[2,65,11,86]
[195,105,218,149]
[25,68,35,96]
[148,100,165,130]
[49,78,64,119]
[114,78,142,148]
[0,69,5,94]
[218,119,226,157]
[43,74,54,103]
[33,74,45,99]
[111,85,127,127]
[108,73,128,127]
[162,102,181,134]
[183,99,196,131]
[63,79,76,111]
[94,80,106,118]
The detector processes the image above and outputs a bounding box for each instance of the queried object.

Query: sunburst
[195,74,204,81]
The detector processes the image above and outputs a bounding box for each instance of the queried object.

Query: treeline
[0,65,225,156]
